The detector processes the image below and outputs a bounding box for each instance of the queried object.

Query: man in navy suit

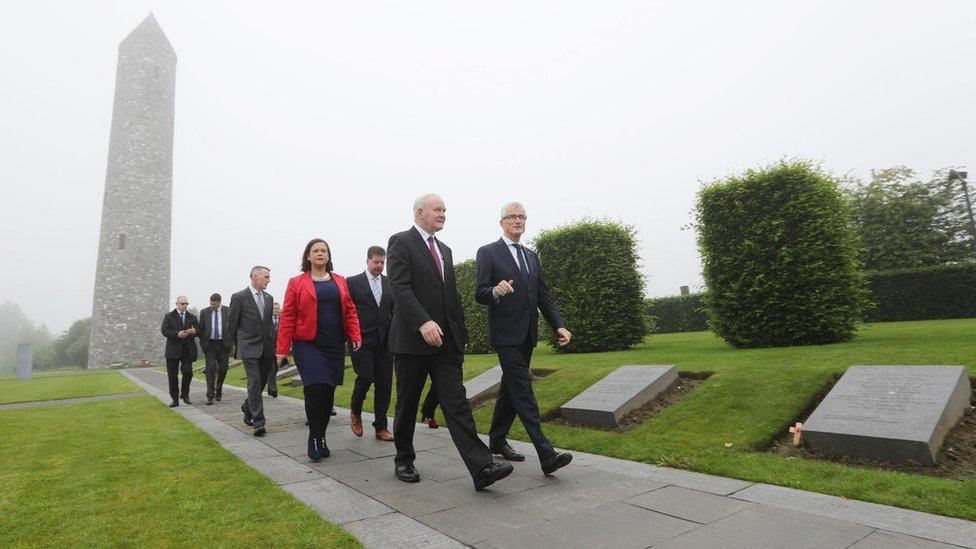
[475,202,573,476]
[346,246,395,441]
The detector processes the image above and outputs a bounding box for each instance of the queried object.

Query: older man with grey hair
[387,193,513,491]
[228,266,276,436]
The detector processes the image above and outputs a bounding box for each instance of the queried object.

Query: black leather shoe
[169,400,179,408]
[474,461,514,491]
[269,390,278,398]
[243,416,254,426]
[205,398,214,405]
[182,396,192,405]
[541,452,573,476]
[215,393,222,402]
[308,436,322,461]
[396,464,420,483]
[319,438,330,458]
[330,407,337,416]
[253,427,266,437]
[490,444,526,462]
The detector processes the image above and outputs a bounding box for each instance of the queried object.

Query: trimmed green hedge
[646,294,708,333]
[534,219,647,353]
[455,259,491,354]
[696,161,868,348]
[866,263,976,322]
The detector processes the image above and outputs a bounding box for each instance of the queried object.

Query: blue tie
[213,310,220,339]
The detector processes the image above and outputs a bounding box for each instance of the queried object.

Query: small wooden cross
[789,422,803,447]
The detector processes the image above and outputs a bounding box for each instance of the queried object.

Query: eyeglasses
[502,214,527,221]
[177,302,189,305]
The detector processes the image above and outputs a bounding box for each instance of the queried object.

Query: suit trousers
[350,343,393,428]
[420,379,439,418]
[165,355,194,401]
[266,363,278,395]
[203,341,230,400]
[488,339,556,461]
[393,339,492,478]
[241,356,273,429]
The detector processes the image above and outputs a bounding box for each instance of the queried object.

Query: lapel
[362,273,379,311]
[409,227,444,285]
[380,274,392,308]
[300,272,316,301]
[494,238,521,279]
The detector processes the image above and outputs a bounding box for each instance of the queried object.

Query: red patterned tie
[427,236,443,280]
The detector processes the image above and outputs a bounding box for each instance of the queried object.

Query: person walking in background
[346,246,395,441]
[199,293,232,405]
[387,193,512,491]
[160,296,199,407]
[276,239,361,461]
[228,266,276,437]
[476,201,574,476]
[267,302,282,398]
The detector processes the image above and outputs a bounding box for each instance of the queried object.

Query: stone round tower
[88,14,176,368]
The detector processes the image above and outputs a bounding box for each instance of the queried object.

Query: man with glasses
[160,296,200,407]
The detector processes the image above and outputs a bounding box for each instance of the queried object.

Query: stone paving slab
[123,368,976,549]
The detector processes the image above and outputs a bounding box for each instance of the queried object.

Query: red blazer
[276,272,362,355]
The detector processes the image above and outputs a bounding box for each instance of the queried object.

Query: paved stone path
[123,369,975,548]
[0,391,144,410]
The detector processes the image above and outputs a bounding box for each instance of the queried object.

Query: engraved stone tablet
[276,365,298,381]
[464,365,503,405]
[560,365,678,428]
[16,343,32,381]
[804,366,971,465]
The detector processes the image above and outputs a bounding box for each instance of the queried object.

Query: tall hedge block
[696,162,868,348]
[866,263,976,322]
[647,293,708,333]
[533,220,646,353]
[454,260,491,354]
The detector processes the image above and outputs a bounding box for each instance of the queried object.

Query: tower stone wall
[88,15,176,368]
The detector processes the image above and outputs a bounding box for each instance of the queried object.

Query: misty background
[2,1,974,336]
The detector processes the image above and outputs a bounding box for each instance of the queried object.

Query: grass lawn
[248,318,976,521]
[0,369,139,405]
[0,396,360,547]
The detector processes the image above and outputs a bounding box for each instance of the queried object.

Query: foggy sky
[2,1,974,333]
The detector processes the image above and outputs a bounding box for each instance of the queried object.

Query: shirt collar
[249,285,262,297]
[413,224,436,242]
[501,234,520,247]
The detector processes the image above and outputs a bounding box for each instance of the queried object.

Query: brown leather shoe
[375,428,394,441]
[351,413,364,437]
[422,416,439,429]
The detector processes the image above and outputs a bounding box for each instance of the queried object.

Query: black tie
[513,244,529,281]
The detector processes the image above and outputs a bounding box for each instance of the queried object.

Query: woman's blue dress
[292,278,346,387]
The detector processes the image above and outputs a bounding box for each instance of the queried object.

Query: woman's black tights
[304,383,336,438]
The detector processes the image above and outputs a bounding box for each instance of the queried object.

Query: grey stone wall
[88,15,176,368]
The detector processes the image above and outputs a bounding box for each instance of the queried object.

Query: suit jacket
[227,287,275,359]
[476,238,565,347]
[160,309,200,360]
[346,271,394,346]
[275,272,361,356]
[386,227,467,354]
[198,305,233,353]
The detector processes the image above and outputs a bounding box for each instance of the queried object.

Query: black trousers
[165,355,194,401]
[350,342,393,428]
[393,339,492,478]
[420,379,439,418]
[488,338,556,461]
[203,341,230,400]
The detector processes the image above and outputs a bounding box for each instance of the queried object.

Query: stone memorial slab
[803,365,971,465]
[16,343,32,380]
[463,365,503,405]
[289,376,303,387]
[276,365,298,380]
[560,365,678,428]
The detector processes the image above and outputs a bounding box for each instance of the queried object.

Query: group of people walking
[161,193,574,491]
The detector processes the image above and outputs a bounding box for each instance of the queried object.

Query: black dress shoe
[490,444,526,462]
[269,390,278,398]
[253,427,266,437]
[330,407,337,416]
[182,396,192,405]
[243,416,254,426]
[205,398,214,405]
[541,452,573,476]
[215,393,222,402]
[308,436,322,461]
[395,464,420,483]
[169,400,179,408]
[474,461,514,491]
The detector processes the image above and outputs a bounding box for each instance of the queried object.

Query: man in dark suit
[266,302,281,398]
[476,202,574,475]
[388,193,513,491]
[199,292,232,405]
[227,266,276,436]
[160,295,199,407]
[346,245,396,441]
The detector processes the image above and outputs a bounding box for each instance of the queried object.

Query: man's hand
[276,354,288,367]
[177,330,187,339]
[351,341,362,352]
[556,328,572,347]
[492,279,516,298]
[419,320,443,348]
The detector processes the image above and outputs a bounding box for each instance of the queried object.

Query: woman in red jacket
[276,238,361,461]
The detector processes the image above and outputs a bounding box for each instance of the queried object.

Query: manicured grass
[0,369,139,405]
[0,396,360,548]
[253,319,976,520]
